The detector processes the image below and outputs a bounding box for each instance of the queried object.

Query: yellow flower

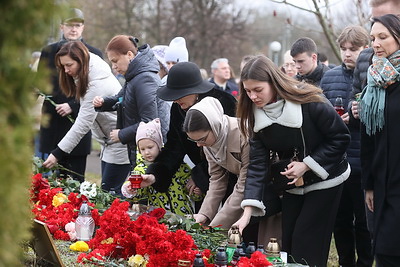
[69,241,89,252]
[52,193,67,207]
[101,237,114,244]
[128,254,147,267]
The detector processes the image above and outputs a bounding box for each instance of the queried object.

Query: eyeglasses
[283,63,295,69]
[63,23,83,29]
[187,131,210,144]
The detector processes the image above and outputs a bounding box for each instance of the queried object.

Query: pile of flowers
[31,173,100,240]
[30,171,274,266]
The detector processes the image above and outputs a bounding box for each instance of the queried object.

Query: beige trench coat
[198,117,249,229]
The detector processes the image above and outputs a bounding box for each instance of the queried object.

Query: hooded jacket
[99,44,170,164]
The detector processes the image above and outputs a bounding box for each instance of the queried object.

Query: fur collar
[254,100,302,132]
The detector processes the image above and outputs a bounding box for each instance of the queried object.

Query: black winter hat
[157,62,214,101]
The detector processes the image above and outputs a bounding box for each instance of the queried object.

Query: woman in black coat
[360,14,400,266]
[233,55,350,267]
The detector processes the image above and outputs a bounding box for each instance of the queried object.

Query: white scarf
[253,99,302,132]
[189,97,229,163]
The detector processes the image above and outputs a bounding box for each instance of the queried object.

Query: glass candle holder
[129,171,143,189]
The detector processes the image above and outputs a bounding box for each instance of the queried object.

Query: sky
[236,0,348,13]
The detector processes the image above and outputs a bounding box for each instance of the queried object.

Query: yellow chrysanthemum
[101,237,114,244]
[128,254,147,267]
[52,193,67,207]
[69,241,89,252]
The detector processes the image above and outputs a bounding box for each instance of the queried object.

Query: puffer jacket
[242,100,350,216]
[351,48,373,100]
[52,53,129,165]
[99,44,170,164]
[320,63,361,176]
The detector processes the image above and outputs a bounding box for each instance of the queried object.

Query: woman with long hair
[43,41,130,194]
[234,55,350,266]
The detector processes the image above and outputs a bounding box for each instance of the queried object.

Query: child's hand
[185,178,197,195]
[121,182,138,198]
[193,187,202,196]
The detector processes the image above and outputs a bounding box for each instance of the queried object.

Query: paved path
[86,149,101,176]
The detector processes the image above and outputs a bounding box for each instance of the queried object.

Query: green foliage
[161,213,227,253]
[0,1,63,265]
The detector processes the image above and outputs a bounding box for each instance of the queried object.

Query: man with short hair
[320,25,373,267]
[38,8,102,182]
[209,58,239,97]
[290,37,330,86]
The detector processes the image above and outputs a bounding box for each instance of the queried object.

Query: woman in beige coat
[183,96,248,230]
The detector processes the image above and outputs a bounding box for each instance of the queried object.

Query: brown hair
[55,41,89,100]
[106,35,139,55]
[336,25,369,48]
[237,55,324,137]
[290,37,318,57]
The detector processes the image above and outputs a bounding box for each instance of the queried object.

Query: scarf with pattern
[360,50,400,135]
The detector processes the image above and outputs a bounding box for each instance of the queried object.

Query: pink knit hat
[135,118,163,151]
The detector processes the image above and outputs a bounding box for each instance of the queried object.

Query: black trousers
[101,161,131,196]
[58,154,87,182]
[334,176,373,267]
[282,184,343,267]
[376,254,400,267]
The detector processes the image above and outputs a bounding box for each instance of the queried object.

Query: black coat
[38,39,102,155]
[244,101,350,205]
[295,61,330,87]
[361,81,400,256]
[147,88,237,192]
[320,64,361,176]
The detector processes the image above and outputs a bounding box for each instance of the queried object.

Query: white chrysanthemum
[80,181,91,192]
[88,188,97,198]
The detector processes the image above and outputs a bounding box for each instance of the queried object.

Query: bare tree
[270,0,370,62]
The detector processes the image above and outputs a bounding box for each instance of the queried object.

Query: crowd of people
[33,0,400,266]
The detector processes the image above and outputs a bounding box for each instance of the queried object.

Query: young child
[121,118,197,216]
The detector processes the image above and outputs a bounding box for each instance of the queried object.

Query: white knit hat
[164,37,189,63]
[152,45,168,71]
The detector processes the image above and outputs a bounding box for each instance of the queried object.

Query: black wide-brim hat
[157,62,214,101]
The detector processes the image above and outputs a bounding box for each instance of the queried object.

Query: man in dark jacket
[38,8,102,181]
[290,37,330,86]
[209,58,239,97]
[320,25,373,267]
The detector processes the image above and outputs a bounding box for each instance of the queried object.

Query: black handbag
[269,128,306,193]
